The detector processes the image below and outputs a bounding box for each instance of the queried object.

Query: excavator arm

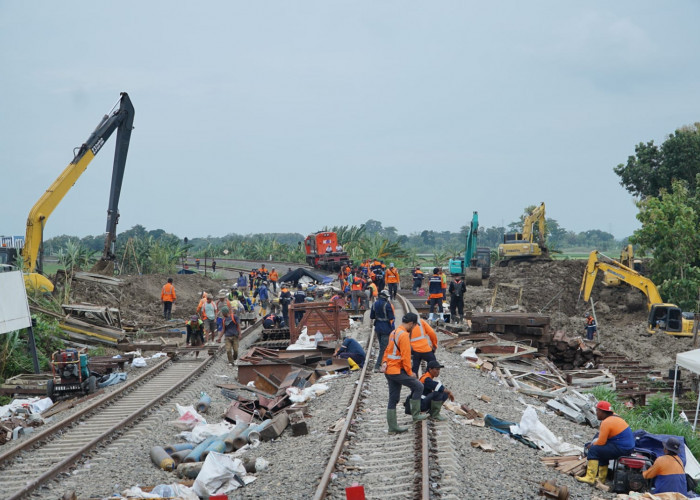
[521,202,546,245]
[23,92,134,279]
[579,251,663,308]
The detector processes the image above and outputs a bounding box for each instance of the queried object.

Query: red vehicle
[304,232,351,271]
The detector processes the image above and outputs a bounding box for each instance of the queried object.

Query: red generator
[611,453,653,493]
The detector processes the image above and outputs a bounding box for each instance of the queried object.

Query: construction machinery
[46,348,98,399]
[498,202,550,266]
[0,92,135,291]
[604,244,643,286]
[448,211,490,285]
[304,231,351,272]
[579,251,694,336]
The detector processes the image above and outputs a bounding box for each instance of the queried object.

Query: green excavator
[448,211,491,286]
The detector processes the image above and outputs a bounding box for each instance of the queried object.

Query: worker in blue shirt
[334,336,366,368]
[370,289,395,372]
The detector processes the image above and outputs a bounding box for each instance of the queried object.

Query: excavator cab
[647,305,688,334]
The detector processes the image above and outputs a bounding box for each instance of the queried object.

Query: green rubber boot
[410,399,429,422]
[429,400,447,421]
[387,409,408,433]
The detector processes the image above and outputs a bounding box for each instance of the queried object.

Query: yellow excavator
[579,250,694,336]
[0,93,135,292]
[603,244,643,286]
[497,202,550,266]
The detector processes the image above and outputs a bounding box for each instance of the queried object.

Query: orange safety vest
[351,278,364,291]
[410,319,437,353]
[161,283,176,302]
[440,272,447,290]
[383,326,413,375]
[368,282,378,297]
[269,270,279,282]
[386,267,400,284]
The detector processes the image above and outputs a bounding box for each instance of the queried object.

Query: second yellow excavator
[497,202,550,266]
[579,251,694,336]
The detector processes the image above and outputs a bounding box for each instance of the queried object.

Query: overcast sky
[2,1,699,241]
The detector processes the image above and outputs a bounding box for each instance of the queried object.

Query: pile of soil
[68,273,229,330]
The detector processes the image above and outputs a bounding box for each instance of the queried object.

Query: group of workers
[575,400,689,494]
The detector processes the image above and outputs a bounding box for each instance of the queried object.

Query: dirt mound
[69,273,229,330]
[465,259,692,371]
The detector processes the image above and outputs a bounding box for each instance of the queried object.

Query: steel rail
[312,294,430,500]
[1,319,262,500]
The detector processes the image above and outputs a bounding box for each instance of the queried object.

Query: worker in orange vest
[410,316,439,376]
[386,263,400,300]
[161,278,176,320]
[403,360,454,421]
[350,275,366,312]
[382,312,427,433]
[269,268,279,292]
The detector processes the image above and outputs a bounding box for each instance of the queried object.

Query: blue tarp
[633,430,687,465]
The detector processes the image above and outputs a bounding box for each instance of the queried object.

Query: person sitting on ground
[262,312,284,329]
[642,437,688,495]
[403,360,454,421]
[576,400,635,485]
[334,335,366,368]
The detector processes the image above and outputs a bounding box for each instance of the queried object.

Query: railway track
[0,321,261,500]
[314,295,432,500]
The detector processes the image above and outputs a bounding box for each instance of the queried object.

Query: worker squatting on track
[403,360,454,421]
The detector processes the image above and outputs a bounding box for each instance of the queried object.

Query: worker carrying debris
[642,436,688,494]
[186,315,204,347]
[403,360,454,421]
[382,312,428,434]
[584,314,597,341]
[576,400,635,486]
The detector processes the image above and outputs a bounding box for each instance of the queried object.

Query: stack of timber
[541,455,586,477]
[547,330,602,370]
[60,303,125,345]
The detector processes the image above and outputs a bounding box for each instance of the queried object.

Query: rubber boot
[597,464,608,483]
[387,409,408,433]
[428,313,435,322]
[429,401,447,421]
[575,459,598,485]
[410,399,429,422]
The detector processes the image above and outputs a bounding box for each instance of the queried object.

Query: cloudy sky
[1,1,699,241]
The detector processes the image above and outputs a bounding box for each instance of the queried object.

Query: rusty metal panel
[289,302,350,343]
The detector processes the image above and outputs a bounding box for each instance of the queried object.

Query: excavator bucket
[464,267,482,286]
[90,258,114,276]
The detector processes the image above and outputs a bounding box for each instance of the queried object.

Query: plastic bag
[132,357,147,367]
[193,452,256,497]
[171,404,206,431]
[510,406,582,455]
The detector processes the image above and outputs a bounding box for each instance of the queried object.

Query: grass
[589,387,700,463]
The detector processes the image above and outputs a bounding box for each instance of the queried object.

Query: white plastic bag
[171,404,207,431]
[193,452,256,497]
[511,406,582,455]
[131,357,147,367]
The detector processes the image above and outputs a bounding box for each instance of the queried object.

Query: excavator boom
[23,93,134,281]
[579,251,663,307]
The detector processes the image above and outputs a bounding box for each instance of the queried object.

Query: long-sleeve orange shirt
[410,319,438,353]
[382,326,413,376]
[594,415,634,448]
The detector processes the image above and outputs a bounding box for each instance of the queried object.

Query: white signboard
[0,270,32,334]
